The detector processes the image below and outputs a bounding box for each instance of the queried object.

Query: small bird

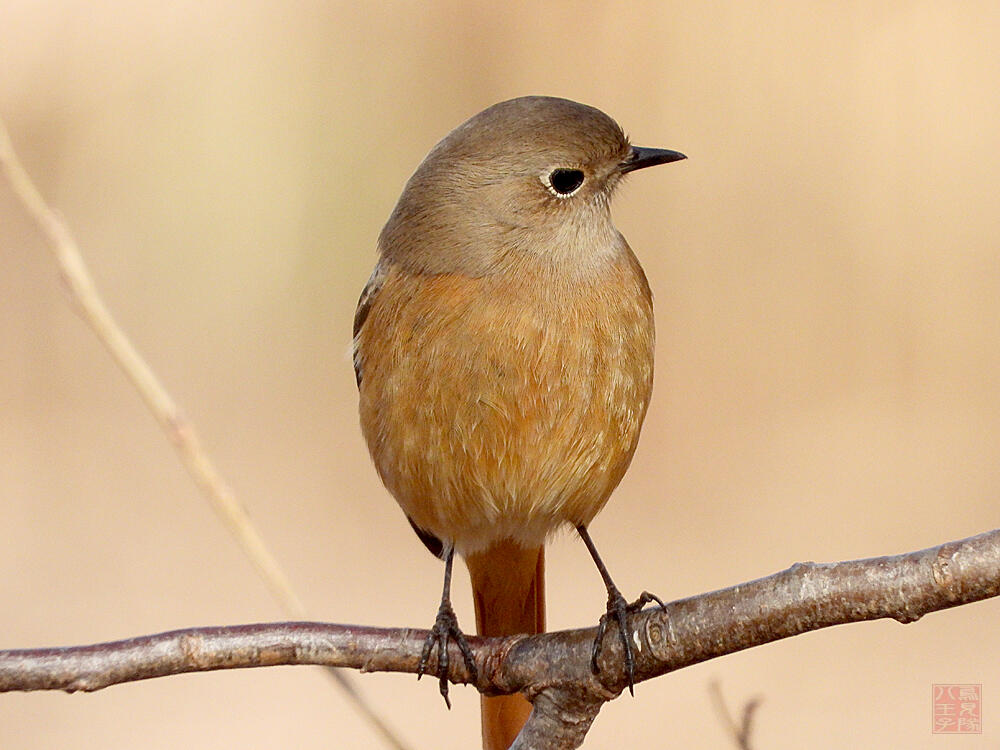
[354,96,684,750]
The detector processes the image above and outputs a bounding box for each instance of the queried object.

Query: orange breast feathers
[355,252,654,555]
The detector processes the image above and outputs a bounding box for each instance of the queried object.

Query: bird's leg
[576,525,666,696]
[417,544,478,708]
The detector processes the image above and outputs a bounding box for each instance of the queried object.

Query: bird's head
[379,96,685,275]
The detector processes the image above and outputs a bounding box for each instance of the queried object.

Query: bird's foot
[418,598,478,708]
[590,588,666,695]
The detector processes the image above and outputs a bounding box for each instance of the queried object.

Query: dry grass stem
[0,116,411,750]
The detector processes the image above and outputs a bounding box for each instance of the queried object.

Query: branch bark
[3,529,998,748]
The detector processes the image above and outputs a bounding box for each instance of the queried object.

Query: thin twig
[0,117,303,618]
[709,681,760,750]
[0,116,411,750]
[1,529,998,750]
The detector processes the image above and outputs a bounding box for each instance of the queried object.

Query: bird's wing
[353,260,448,560]
[352,260,387,388]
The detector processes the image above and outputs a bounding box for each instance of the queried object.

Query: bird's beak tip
[620,147,687,174]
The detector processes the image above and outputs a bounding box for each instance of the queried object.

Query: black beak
[619,146,687,174]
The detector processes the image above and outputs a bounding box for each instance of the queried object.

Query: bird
[353,95,685,750]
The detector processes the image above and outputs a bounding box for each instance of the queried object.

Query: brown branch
[2,529,998,749]
[0,115,411,750]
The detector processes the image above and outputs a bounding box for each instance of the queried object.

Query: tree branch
[2,529,997,748]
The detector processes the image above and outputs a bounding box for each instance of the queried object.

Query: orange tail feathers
[465,541,545,750]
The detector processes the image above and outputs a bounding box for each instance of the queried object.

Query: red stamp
[933,684,982,734]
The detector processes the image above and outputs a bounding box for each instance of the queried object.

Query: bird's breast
[357,252,654,553]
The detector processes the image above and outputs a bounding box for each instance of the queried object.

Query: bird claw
[418,599,478,709]
[590,588,666,695]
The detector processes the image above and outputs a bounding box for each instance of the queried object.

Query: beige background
[2,2,998,748]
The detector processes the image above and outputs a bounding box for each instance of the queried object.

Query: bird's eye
[545,168,585,197]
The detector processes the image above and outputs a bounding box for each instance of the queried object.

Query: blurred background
[2,1,998,747]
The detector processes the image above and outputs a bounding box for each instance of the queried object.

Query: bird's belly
[358,266,653,554]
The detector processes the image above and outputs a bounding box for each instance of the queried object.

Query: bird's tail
[466,541,545,750]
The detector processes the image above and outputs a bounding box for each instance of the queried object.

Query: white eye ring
[541,168,585,198]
